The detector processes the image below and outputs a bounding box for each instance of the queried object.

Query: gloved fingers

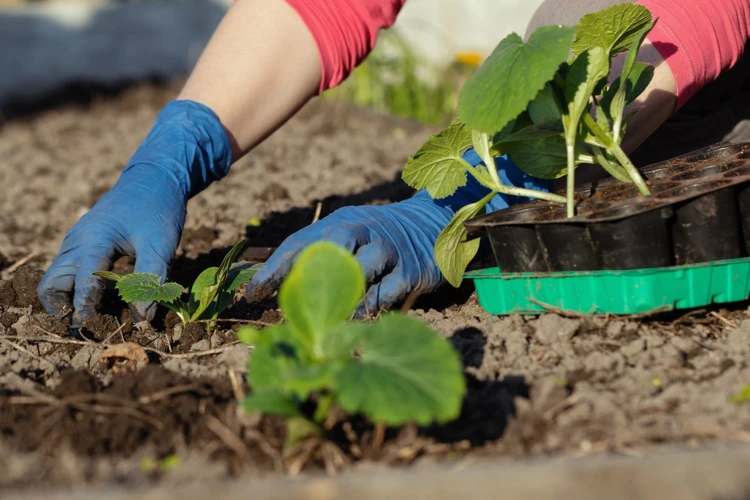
[129,241,171,322]
[71,247,117,327]
[245,235,309,303]
[353,273,408,319]
[321,223,370,253]
[37,255,77,318]
[354,242,393,284]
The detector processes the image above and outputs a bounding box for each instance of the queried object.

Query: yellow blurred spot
[161,454,181,472]
[455,51,483,67]
[393,127,406,139]
[651,377,662,387]
[731,386,750,404]
[247,217,261,227]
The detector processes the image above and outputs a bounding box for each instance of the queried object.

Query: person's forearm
[178,0,322,160]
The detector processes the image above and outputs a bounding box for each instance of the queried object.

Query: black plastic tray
[464,142,750,272]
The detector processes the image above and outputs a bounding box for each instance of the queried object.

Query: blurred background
[0,0,546,125]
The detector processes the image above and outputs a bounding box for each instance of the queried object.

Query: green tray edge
[464,257,750,315]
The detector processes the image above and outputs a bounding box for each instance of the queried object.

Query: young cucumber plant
[238,241,466,444]
[94,239,261,325]
[402,4,656,286]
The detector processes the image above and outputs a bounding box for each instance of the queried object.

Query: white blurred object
[392,0,545,64]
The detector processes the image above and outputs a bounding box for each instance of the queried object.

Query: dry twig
[206,415,250,460]
[312,202,323,224]
[3,251,39,276]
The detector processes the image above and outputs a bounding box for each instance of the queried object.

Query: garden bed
[2,84,750,496]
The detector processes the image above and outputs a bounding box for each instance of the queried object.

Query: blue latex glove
[37,100,231,326]
[246,150,552,316]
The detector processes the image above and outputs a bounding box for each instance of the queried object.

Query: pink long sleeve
[637,0,750,110]
[285,0,405,93]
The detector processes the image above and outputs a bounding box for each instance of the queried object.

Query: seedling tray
[463,142,750,315]
[465,257,750,315]
[465,142,750,273]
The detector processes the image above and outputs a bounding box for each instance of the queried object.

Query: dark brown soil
[3,84,750,493]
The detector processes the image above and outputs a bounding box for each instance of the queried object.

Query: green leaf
[333,314,466,426]
[114,274,184,304]
[471,130,493,168]
[623,61,654,104]
[248,338,302,391]
[237,326,259,346]
[564,47,610,134]
[435,194,493,287]
[496,121,564,144]
[402,119,473,199]
[508,134,569,179]
[528,84,562,124]
[279,242,365,359]
[459,25,575,134]
[286,417,321,447]
[189,239,247,321]
[571,4,653,58]
[282,364,339,400]
[191,262,262,321]
[243,390,301,418]
[321,322,368,360]
[600,19,655,129]
[92,271,124,283]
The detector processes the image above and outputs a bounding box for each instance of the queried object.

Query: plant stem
[460,159,497,191]
[565,140,576,217]
[460,151,566,204]
[610,142,650,195]
[591,145,631,183]
[496,185,567,204]
[582,114,650,195]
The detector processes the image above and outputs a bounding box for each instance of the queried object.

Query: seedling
[238,241,466,444]
[94,239,261,325]
[402,4,656,286]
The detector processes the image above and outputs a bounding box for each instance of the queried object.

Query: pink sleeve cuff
[285,0,405,94]
[637,0,750,110]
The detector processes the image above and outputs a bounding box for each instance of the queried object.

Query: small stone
[727,320,750,353]
[534,314,580,346]
[217,345,250,374]
[530,376,569,413]
[189,339,210,352]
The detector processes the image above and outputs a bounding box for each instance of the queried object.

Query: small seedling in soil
[402,4,656,286]
[94,239,261,325]
[238,241,466,445]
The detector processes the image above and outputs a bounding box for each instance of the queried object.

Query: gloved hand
[245,150,552,316]
[37,100,232,326]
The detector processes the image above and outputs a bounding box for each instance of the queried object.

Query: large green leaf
[459,25,575,134]
[572,4,653,57]
[242,390,301,418]
[279,242,365,358]
[564,47,610,134]
[402,120,473,199]
[434,193,493,287]
[508,134,569,179]
[113,273,184,304]
[247,341,300,391]
[496,121,564,144]
[333,314,466,426]
[528,84,562,124]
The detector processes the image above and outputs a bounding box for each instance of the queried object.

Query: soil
[2,84,750,495]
